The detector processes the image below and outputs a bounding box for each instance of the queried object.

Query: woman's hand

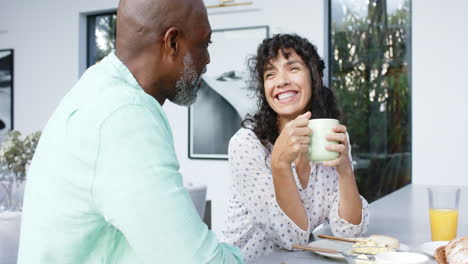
[271,112,312,170]
[322,124,353,177]
[323,125,363,225]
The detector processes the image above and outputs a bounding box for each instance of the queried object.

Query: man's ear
[162,27,180,60]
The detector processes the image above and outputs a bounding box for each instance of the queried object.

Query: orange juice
[429,208,459,241]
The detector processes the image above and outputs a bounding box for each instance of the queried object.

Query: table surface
[0,211,22,264]
[254,184,468,264]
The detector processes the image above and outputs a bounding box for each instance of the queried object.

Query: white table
[254,184,468,264]
[0,211,22,264]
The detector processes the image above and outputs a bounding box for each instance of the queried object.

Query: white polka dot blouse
[222,128,370,263]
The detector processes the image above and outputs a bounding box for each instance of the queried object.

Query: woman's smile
[276,90,300,103]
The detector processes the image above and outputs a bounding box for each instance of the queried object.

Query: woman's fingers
[290,111,311,127]
[297,111,311,120]
[292,116,311,128]
[321,125,353,171]
[285,125,311,138]
[326,132,347,143]
[292,144,309,154]
[289,135,310,146]
[295,127,312,137]
[325,143,346,153]
[296,135,311,145]
[333,124,347,133]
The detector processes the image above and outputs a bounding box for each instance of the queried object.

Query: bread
[435,245,447,264]
[353,235,400,250]
[445,237,468,264]
[369,235,400,249]
[434,236,468,264]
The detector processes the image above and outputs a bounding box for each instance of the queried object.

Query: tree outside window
[330,0,412,201]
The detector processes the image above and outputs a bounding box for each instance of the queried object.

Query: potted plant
[0,130,41,211]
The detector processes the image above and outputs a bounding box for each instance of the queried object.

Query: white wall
[0,1,120,134]
[412,0,468,186]
[1,0,466,235]
[0,0,325,234]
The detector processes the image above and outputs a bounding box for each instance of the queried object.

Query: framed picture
[188,26,269,159]
[0,49,13,143]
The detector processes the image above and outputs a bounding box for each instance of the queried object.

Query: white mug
[307,118,340,162]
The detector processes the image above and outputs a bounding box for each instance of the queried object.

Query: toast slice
[434,245,448,264]
[445,236,468,264]
[369,235,400,249]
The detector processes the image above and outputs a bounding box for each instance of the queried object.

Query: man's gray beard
[171,54,203,106]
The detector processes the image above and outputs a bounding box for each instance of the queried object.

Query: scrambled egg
[351,239,394,255]
[346,236,399,263]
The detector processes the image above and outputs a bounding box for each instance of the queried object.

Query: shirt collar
[106,52,144,93]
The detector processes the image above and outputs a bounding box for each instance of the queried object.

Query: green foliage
[331,0,411,201]
[0,130,42,179]
[94,14,117,64]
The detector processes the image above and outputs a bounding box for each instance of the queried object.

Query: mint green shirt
[17,53,244,264]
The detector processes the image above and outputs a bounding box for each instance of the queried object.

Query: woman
[222,34,369,262]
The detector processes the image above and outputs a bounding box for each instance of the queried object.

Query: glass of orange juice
[428,187,461,241]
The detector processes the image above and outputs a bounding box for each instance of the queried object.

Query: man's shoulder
[71,71,162,126]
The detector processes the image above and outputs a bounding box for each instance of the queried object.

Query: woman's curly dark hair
[243,34,340,153]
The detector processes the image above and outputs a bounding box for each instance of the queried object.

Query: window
[329,0,412,201]
[87,12,117,67]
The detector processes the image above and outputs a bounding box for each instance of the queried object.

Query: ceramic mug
[307,118,340,162]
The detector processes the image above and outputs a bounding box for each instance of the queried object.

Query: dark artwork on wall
[0,49,13,143]
[188,26,269,159]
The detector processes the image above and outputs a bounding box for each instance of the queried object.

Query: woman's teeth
[277,91,297,100]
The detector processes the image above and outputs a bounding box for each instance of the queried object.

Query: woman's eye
[290,67,299,71]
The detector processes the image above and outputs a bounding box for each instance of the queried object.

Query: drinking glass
[428,187,460,241]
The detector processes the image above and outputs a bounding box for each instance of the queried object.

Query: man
[17,0,244,263]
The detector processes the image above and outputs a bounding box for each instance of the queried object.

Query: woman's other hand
[322,124,353,177]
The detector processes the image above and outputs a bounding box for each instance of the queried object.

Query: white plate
[307,239,410,260]
[307,239,351,259]
[376,252,429,264]
[420,241,449,257]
